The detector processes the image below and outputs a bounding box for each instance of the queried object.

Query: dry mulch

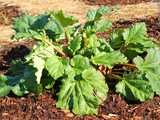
[82,0,151,6]
[0,0,160,119]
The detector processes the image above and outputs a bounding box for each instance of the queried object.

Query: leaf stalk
[43,37,70,60]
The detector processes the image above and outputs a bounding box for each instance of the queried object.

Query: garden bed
[0,1,160,119]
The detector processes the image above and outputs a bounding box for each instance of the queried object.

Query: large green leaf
[145,72,160,95]
[70,55,91,74]
[50,10,78,28]
[91,51,128,68]
[0,63,42,97]
[22,66,43,97]
[45,56,65,80]
[134,47,160,73]
[11,12,36,40]
[116,74,154,101]
[56,68,108,115]
[11,12,49,40]
[65,55,92,81]
[123,22,147,45]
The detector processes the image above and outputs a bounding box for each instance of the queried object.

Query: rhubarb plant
[0,5,160,115]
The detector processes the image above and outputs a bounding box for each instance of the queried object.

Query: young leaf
[134,47,160,73]
[98,38,114,52]
[116,73,154,101]
[86,5,120,21]
[56,68,108,115]
[91,51,128,68]
[68,35,82,53]
[87,34,100,48]
[109,29,125,49]
[123,22,147,45]
[45,55,65,80]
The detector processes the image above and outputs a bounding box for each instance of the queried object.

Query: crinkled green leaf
[31,14,49,30]
[50,10,78,28]
[123,22,147,45]
[65,55,91,79]
[11,13,49,40]
[70,55,91,74]
[45,56,64,80]
[91,51,128,68]
[11,12,36,40]
[86,5,120,21]
[56,68,108,115]
[93,19,112,32]
[44,18,64,37]
[68,35,82,53]
[116,74,154,101]
[134,47,160,73]
[146,72,160,95]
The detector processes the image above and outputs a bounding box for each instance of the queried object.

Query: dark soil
[81,0,151,6]
[0,2,160,120]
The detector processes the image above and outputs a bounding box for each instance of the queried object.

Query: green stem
[43,38,70,60]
